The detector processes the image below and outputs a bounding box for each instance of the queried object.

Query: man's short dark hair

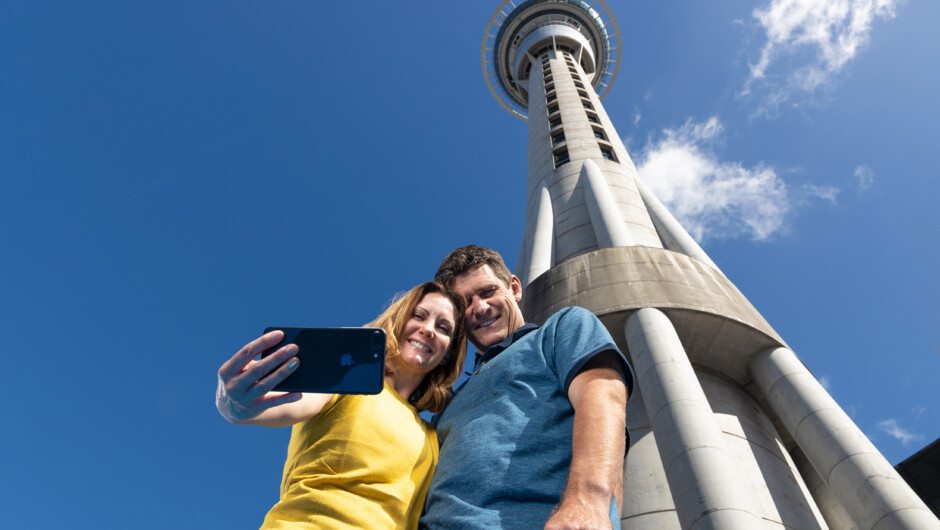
[435,245,513,289]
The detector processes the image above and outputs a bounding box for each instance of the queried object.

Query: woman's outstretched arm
[237,393,334,428]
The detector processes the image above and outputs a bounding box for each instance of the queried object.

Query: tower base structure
[521,247,939,529]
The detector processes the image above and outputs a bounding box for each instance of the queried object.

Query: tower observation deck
[483,0,620,120]
[481,1,939,529]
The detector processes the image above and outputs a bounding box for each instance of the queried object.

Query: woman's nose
[421,321,435,335]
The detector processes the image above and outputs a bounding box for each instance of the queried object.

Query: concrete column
[621,384,683,528]
[524,183,554,286]
[634,174,719,271]
[792,447,857,530]
[581,158,635,248]
[749,347,940,530]
[625,308,764,529]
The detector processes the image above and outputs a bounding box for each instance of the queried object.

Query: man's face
[450,265,525,352]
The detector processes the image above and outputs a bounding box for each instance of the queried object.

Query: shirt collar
[476,322,538,363]
[449,323,540,402]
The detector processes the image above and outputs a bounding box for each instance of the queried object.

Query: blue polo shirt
[420,306,633,529]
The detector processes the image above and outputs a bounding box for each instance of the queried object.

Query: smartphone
[260,327,386,394]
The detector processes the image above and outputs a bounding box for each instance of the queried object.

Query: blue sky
[2,1,937,527]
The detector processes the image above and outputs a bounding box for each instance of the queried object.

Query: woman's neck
[384,367,424,402]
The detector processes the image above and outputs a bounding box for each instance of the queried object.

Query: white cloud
[802,183,840,204]
[855,164,875,190]
[877,419,922,445]
[633,108,642,127]
[743,0,901,116]
[818,375,832,391]
[637,117,791,241]
[846,404,861,419]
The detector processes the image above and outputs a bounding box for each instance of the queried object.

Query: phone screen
[261,327,386,395]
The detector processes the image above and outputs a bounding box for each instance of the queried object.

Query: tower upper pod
[482,0,623,120]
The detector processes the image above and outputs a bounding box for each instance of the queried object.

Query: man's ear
[510,275,523,302]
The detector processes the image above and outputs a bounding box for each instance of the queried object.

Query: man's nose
[470,297,488,316]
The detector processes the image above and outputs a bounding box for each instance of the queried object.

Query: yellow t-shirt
[261,382,438,530]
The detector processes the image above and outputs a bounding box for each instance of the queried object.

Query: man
[420,245,632,530]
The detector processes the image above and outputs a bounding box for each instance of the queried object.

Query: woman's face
[397,292,457,375]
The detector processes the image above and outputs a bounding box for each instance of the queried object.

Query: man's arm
[545,350,627,530]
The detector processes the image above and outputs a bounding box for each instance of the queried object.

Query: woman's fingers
[248,354,301,398]
[219,330,284,380]
[238,343,298,391]
[216,331,305,422]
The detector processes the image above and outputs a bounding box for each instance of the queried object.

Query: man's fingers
[219,330,284,379]
[249,355,301,397]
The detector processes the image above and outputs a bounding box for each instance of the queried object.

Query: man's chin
[470,329,506,352]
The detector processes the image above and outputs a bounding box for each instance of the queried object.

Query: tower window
[547,104,559,115]
[593,127,607,140]
[546,93,557,104]
[586,112,600,124]
[574,81,585,89]
[553,147,570,168]
[582,101,594,110]
[600,146,617,162]
[549,116,562,129]
[551,131,566,147]
[578,90,589,99]
[545,82,554,92]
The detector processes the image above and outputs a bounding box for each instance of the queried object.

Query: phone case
[261,327,386,395]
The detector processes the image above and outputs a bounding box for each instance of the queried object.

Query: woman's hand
[216,330,303,424]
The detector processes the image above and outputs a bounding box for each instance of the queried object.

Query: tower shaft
[517,50,661,287]
[482,1,938,528]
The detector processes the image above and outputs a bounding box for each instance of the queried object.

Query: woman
[215,282,467,529]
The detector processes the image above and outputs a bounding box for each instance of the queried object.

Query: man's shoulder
[537,306,614,352]
[541,306,619,356]
[544,306,601,327]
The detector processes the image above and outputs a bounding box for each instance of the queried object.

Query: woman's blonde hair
[368,282,467,413]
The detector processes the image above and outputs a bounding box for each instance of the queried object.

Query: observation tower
[482,1,938,528]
